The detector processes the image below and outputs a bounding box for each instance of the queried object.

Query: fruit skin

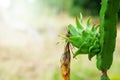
[96,0,120,70]
[61,17,101,60]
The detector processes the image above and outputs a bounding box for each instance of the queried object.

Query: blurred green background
[0,0,120,80]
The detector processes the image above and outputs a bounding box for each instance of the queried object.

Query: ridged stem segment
[97,0,120,79]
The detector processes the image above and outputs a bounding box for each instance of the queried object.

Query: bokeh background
[0,0,120,80]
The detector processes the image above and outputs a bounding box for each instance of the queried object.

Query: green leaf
[82,30,90,39]
[94,25,100,31]
[69,36,83,48]
[89,40,100,52]
[77,42,89,53]
[76,17,83,31]
[92,25,100,32]
[60,35,69,41]
[87,17,91,27]
[73,48,88,58]
[80,47,89,53]
[92,49,100,53]
[88,45,95,60]
[88,44,100,60]
[88,52,96,60]
[73,48,81,58]
[80,13,83,22]
[88,47,100,60]
[68,24,79,36]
